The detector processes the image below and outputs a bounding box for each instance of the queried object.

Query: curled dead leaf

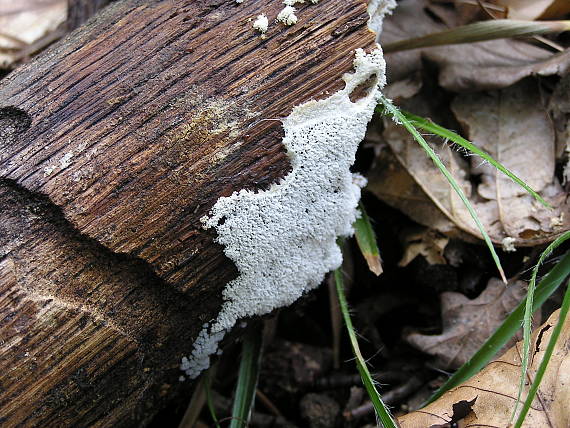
[399,308,570,427]
[399,227,449,267]
[405,278,528,370]
[368,78,569,247]
[451,78,569,246]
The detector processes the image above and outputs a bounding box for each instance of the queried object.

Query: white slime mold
[181,48,386,379]
[277,6,298,25]
[253,14,269,33]
[367,0,397,36]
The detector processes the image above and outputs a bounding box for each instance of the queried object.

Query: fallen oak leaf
[428,397,477,428]
[405,278,528,370]
[399,308,570,428]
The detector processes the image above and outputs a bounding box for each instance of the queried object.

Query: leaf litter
[368,76,569,248]
[493,0,570,20]
[1,1,569,427]
[405,278,529,370]
[399,308,570,427]
[194,1,570,425]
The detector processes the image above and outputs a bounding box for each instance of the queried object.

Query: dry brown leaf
[399,308,570,427]
[451,78,569,245]
[371,95,507,243]
[0,0,66,68]
[367,147,473,242]
[493,0,570,20]
[405,278,527,370]
[381,0,569,93]
[368,78,568,247]
[399,227,449,267]
[424,44,570,93]
[0,0,63,15]
[380,0,446,87]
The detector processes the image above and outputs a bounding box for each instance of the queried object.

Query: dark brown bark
[0,0,376,426]
[67,0,113,31]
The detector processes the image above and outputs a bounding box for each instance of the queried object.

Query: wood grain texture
[0,0,377,425]
[67,0,113,31]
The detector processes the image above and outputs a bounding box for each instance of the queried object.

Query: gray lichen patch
[181,48,387,379]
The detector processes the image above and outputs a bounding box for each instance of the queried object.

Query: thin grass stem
[205,369,221,428]
[514,279,570,428]
[229,326,263,428]
[424,250,570,405]
[383,19,570,53]
[378,96,506,282]
[513,231,570,422]
[334,268,398,428]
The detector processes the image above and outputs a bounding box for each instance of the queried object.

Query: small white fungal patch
[277,6,298,25]
[253,14,269,34]
[502,237,517,252]
[236,0,244,3]
[367,0,397,36]
[352,173,367,189]
[59,151,74,169]
[283,0,304,5]
[181,48,387,379]
[43,151,74,177]
[550,212,564,228]
[43,165,55,177]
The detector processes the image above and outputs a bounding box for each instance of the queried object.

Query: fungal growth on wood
[253,14,269,34]
[0,0,396,424]
[277,6,298,25]
[181,48,387,379]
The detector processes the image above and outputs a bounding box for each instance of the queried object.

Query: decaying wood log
[0,0,378,426]
[67,0,113,31]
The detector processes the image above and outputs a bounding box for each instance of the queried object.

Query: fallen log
[0,0,387,425]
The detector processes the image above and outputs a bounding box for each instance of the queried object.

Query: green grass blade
[424,250,570,405]
[378,96,506,283]
[334,268,398,428]
[383,19,570,53]
[230,326,263,428]
[513,230,570,422]
[401,111,550,209]
[354,202,383,276]
[514,278,570,428]
[205,368,221,428]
